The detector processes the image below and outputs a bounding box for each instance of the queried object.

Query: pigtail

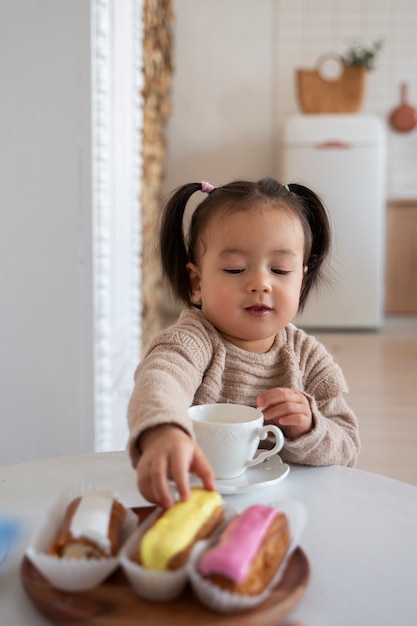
[159,182,202,304]
[288,183,331,311]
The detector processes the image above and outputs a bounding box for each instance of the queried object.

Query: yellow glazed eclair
[139,488,224,570]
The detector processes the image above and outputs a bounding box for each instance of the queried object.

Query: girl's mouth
[245,305,272,317]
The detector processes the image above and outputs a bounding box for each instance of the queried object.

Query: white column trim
[91,0,143,451]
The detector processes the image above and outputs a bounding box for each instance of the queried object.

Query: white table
[1,451,417,625]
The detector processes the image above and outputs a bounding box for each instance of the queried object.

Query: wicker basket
[296,54,367,114]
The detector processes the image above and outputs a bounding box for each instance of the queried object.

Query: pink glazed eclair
[198,504,290,596]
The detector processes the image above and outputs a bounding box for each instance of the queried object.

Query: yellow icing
[141,488,222,570]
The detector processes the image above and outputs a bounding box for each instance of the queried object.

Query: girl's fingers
[191,446,216,492]
[169,448,191,503]
[136,431,217,507]
[138,455,174,508]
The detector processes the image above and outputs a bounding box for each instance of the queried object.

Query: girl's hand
[136,424,216,508]
[257,388,313,440]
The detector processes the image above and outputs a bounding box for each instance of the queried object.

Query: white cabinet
[281,114,386,329]
[0,0,143,465]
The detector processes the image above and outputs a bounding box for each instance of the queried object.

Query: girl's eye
[272,269,290,275]
[224,269,244,274]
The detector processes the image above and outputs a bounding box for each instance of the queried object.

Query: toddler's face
[187,204,306,353]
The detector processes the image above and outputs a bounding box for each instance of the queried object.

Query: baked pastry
[198,504,290,595]
[139,488,224,570]
[48,491,127,559]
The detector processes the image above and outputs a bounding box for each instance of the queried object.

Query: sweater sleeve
[280,331,360,467]
[127,320,213,468]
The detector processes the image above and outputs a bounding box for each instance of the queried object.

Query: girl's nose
[246,270,272,293]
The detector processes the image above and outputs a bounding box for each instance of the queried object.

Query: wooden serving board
[21,507,310,626]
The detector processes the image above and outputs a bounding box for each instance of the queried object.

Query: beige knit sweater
[127,308,360,469]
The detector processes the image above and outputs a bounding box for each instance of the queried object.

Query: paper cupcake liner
[25,484,138,592]
[120,503,236,602]
[188,499,307,614]
[119,507,187,602]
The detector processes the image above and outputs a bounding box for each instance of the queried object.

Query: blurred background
[1,0,416,483]
[163,0,416,196]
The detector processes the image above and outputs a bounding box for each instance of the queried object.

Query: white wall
[162,0,275,191]
[0,0,143,466]
[164,0,417,199]
[0,1,95,464]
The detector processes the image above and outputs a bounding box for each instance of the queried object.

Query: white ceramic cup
[189,403,284,480]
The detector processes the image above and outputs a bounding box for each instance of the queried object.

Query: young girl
[127,177,360,506]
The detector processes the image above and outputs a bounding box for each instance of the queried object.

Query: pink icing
[198,505,277,583]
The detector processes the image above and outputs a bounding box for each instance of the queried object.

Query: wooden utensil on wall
[389,83,417,133]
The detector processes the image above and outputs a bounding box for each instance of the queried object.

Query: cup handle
[246,424,284,468]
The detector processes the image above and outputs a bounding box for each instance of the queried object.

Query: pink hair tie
[201,181,214,194]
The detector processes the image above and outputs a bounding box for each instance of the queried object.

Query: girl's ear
[186,262,202,304]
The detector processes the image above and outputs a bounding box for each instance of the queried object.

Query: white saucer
[189,454,290,495]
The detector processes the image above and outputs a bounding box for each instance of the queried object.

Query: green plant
[342,39,384,71]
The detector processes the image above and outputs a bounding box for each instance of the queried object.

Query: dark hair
[159,177,331,312]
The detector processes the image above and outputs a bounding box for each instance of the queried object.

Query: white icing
[69,491,114,554]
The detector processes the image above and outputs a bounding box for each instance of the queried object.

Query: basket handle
[316,53,345,81]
